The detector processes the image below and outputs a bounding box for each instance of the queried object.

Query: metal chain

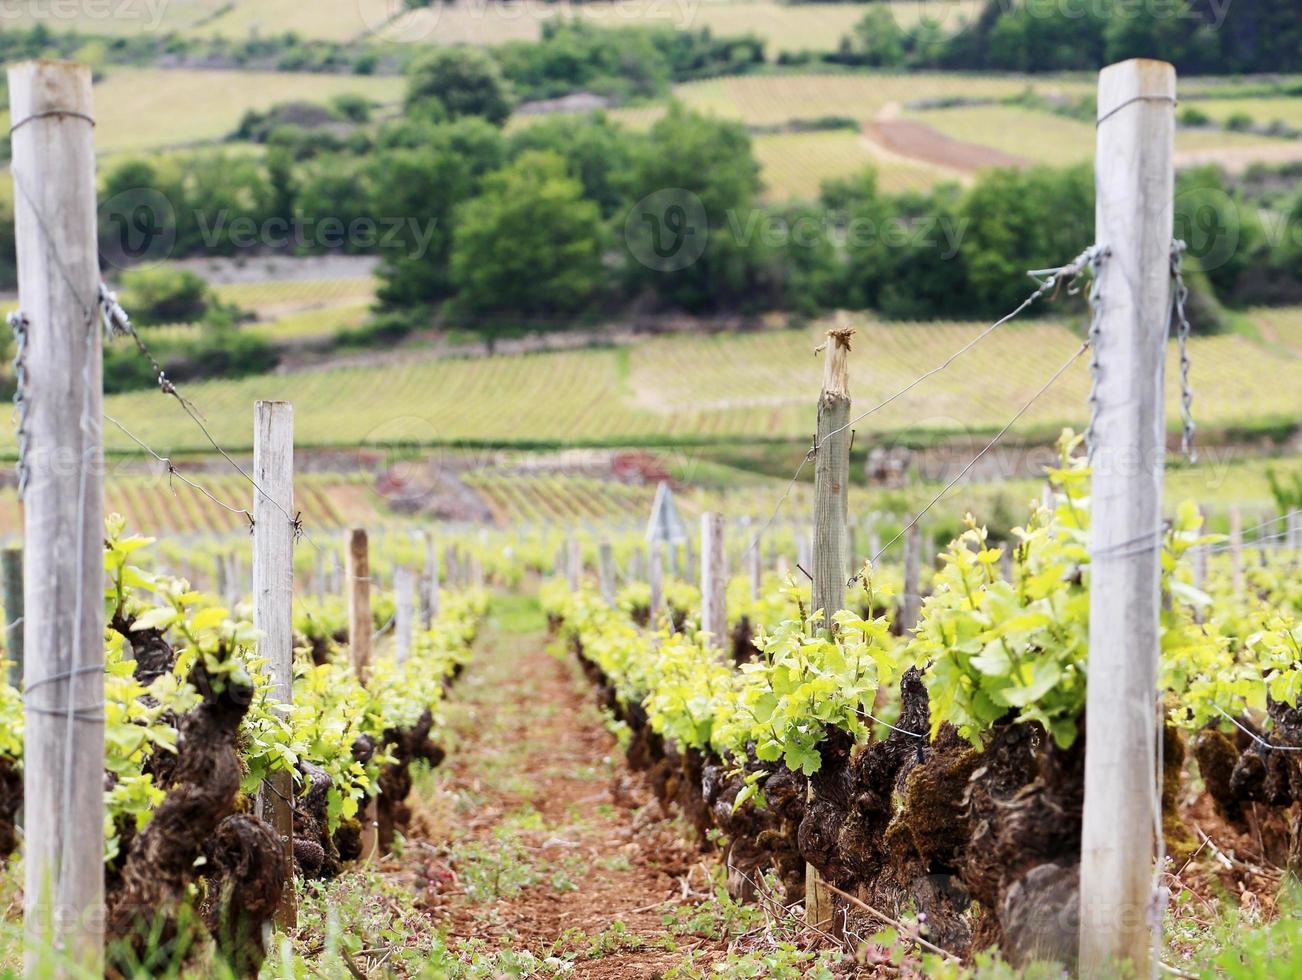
[6,311,30,499]
[1083,246,1110,461]
[1170,240,1196,463]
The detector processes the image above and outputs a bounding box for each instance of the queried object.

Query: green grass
[754,128,959,199]
[82,68,403,154]
[902,103,1302,170]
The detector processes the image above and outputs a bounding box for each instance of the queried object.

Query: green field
[35,309,1297,457]
[754,129,960,199]
[83,68,405,154]
[903,103,1302,170]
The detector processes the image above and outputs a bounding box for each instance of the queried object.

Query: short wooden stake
[347,529,373,684]
[252,400,297,928]
[1079,57,1176,977]
[3,547,23,689]
[901,519,922,634]
[648,543,665,629]
[1229,507,1244,594]
[422,533,440,627]
[699,513,726,652]
[748,534,763,602]
[10,59,105,975]
[395,565,415,664]
[598,541,616,606]
[566,537,581,592]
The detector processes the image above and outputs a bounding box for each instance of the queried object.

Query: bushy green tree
[449,150,605,319]
[405,46,514,126]
[119,267,210,326]
[508,113,638,219]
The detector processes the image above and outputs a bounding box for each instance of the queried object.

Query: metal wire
[853,341,1091,584]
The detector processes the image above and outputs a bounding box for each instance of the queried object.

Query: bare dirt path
[407,595,742,978]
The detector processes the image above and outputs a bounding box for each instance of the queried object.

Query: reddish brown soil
[406,621,742,978]
[865,120,1027,172]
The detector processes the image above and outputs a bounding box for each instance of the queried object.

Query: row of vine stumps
[0,614,452,978]
[565,610,1301,972]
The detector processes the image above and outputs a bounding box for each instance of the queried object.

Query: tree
[449,151,605,320]
[623,103,766,312]
[405,46,514,127]
[508,112,638,218]
[370,119,507,309]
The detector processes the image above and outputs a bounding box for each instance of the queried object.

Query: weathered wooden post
[813,327,852,633]
[748,532,763,603]
[649,543,665,629]
[1079,57,1176,977]
[252,400,297,927]
[598,540,616,607]
[699,513,726,652]
[395,565,415,664]
[422,532,441,627]
[808,325,854,935]
[566,536,581,591]
[1287,509,1301,551]
[347,529,373,683]
[10,59,105,975]
[1229,507,1244,594]
[901,519,922,634]
[3,548,23,688]
[346,528,378,858]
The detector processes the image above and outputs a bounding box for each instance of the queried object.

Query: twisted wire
[1169,240,1196,463]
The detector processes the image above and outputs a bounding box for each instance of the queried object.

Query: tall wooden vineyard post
[252,400,297,927]
[808,325,854,935]
[9,59,105,975]
[1079,58,1176,977]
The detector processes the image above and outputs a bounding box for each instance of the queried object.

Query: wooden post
[1229,507,1244,594]
[347,530,373,684]
[3,548,23,689]
[1287,510,1301,551]
[807,326,853,937]
[648,543,665,629]
[566,537,581,591]
[813,328,852,634]
[346,528,377,858]
[422,533,440,627]
[252,400,296,928]
[10,59,105,975]
[598,541,616,607]
[901,519,922,634]
[394,565,415,664]
[1079,57,1175,977]
[699,513,726,652]
[748,533,763,603]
